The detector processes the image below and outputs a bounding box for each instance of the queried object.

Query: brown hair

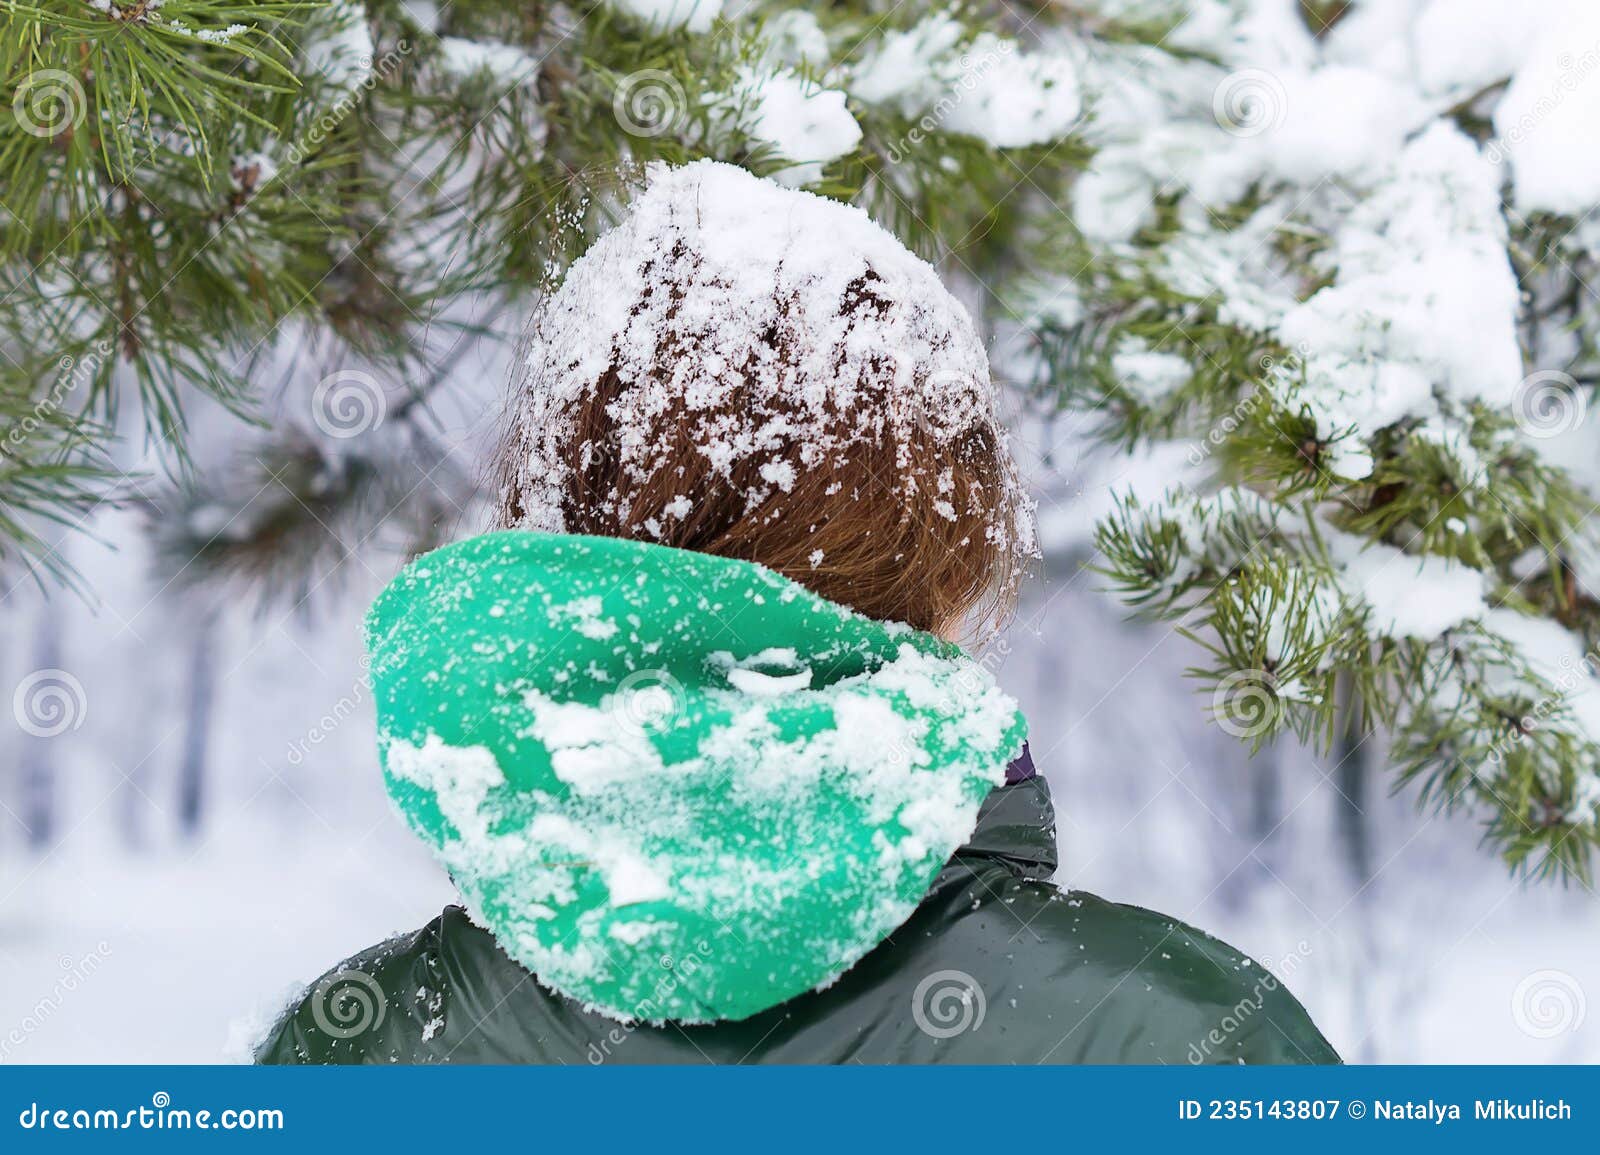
[495,365,1022,635]
[491,164,1031,636]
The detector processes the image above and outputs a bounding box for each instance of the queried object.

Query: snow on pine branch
[1041,0,1600,876]
[2,0,1111,574]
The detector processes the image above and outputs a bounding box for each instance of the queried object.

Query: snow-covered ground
[1,498,1595,1062]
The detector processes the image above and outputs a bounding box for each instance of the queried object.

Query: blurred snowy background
[5,0,1600,1064]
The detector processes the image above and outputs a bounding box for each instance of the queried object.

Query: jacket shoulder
[920,866,1339,1064]
[254,913,452,1065]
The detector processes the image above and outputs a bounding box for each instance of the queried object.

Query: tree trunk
[19,610,63,850]
[1333,673,1373,888]
[176,609,219,838]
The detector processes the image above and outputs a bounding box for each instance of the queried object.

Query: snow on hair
[495,160,1036,632]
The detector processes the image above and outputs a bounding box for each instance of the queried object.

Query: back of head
[495,160,1034,634]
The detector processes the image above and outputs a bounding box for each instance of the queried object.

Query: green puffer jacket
[255,531,1337,1065]
[258,777,1338,1064]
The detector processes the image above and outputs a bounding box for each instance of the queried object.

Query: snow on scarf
[364,531,1026,1023]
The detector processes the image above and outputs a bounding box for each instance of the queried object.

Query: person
[256,161,1337,1065]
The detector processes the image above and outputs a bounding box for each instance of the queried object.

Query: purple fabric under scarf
[1005,742,1036,785]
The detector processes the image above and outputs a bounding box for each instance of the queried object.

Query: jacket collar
[953,745,1058,879]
